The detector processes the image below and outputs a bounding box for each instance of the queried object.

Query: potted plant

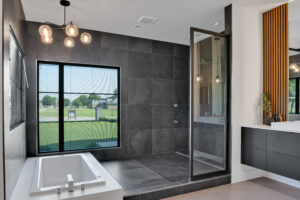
[263,93,273,125]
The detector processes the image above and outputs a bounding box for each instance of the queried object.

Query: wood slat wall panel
[263,3,289,121]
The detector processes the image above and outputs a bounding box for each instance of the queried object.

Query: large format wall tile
[101,130,130,160]
[152,79,174,104]
[152,55,174,79]
[128,37,153,54]
[153,41,174,56]
[25,21,189,160]
[128,78,152,104]
[174,44,189,58]
[100,48,128,74]
[174,105,189,128]
[129,130,152,157]
[174,57,189,80]
[152,105,174,129]
[174,80,189,104]
[122,105,152,130]
[152,129,174,154]
[174,128,189,152]
[101,32,129,50]
[128,52,152,78]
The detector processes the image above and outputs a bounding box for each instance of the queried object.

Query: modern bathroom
[1,0,300,200]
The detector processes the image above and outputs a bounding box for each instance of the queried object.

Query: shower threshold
[102,153,230,200]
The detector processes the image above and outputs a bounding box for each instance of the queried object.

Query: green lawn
[39,108,117,118]
[39,121,118,152]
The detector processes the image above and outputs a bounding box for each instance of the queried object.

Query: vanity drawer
[242,127,267,150]
[267,151,300,181]
[267,130,300,157]
[242,146,266,170]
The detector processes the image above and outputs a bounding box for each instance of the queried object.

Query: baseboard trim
[231,168,300,188]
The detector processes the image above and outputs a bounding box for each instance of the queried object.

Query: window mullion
[296,78,300,114]
[59,64,64,152]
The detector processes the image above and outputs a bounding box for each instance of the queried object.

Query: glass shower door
[190,28,228,179]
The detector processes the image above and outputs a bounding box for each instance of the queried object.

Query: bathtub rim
[30,153,105,194]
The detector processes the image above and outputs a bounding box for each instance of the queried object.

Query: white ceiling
[21,0,290,45]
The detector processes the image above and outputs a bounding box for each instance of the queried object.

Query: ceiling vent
[137,16,158,25]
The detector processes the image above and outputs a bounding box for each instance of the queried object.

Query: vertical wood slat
[263,3,289,122]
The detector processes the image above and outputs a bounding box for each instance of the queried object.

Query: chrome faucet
[67,174,74,192]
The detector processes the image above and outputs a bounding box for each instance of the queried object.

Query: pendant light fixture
[41,35,53,44]
[215,37,221,84]
[196,63,201,82]
[39,25,53,44]
[38,0,92,48]
[64,37,75,48]
[39,25,52,37]
[80,32,92,44]
[65,22,78,37]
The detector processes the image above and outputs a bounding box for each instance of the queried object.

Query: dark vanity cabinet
[241,127,300,181]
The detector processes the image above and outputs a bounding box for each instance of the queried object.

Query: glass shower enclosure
[190,28,229,180]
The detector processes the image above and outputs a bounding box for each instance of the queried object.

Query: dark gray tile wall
[193,122,225,158]
[25,21,189,159]
[2,0,27,199]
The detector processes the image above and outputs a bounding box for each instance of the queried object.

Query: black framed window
[289,78,300,114]
[38,61,120,153]
[9,31,25,130]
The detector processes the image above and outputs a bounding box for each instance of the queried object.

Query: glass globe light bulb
[295,67,300,73]
[41,35,53,44]
[80,32,92,44]
[290,63,297,70]
[39,25,52,37]
[64,37,75,48]
[215,76,221,83]
[196,75,201,82]
[65,23,78,37]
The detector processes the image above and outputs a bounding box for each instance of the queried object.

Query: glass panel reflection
[192,31,227,176]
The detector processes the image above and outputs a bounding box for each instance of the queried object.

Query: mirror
[288,1,300,121]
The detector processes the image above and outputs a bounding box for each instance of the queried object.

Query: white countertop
[243,124,300,134]
[10,153,122,200]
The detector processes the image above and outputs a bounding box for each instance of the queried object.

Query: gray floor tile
[102,153,227,198]
[112,167,163,189]
[134,155,175,167]
[102,159,144,173]
[159,153,190,169]
[147,164,189,182]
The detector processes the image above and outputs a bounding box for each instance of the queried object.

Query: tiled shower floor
[102,153,224,199]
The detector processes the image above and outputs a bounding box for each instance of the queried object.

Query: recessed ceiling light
[134,25,143,30]
[211,21,220,26]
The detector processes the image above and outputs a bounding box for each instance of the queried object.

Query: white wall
[0,0,4,199]
[231,3,300,188]
[231,3,264,184]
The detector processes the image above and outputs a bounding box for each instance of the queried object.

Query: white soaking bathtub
[31,154,105,193]
[11,153,123,200]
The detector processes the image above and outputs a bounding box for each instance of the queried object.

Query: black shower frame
[189,27,231,181]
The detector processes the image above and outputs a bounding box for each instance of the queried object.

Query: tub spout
[67,174,74,192]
